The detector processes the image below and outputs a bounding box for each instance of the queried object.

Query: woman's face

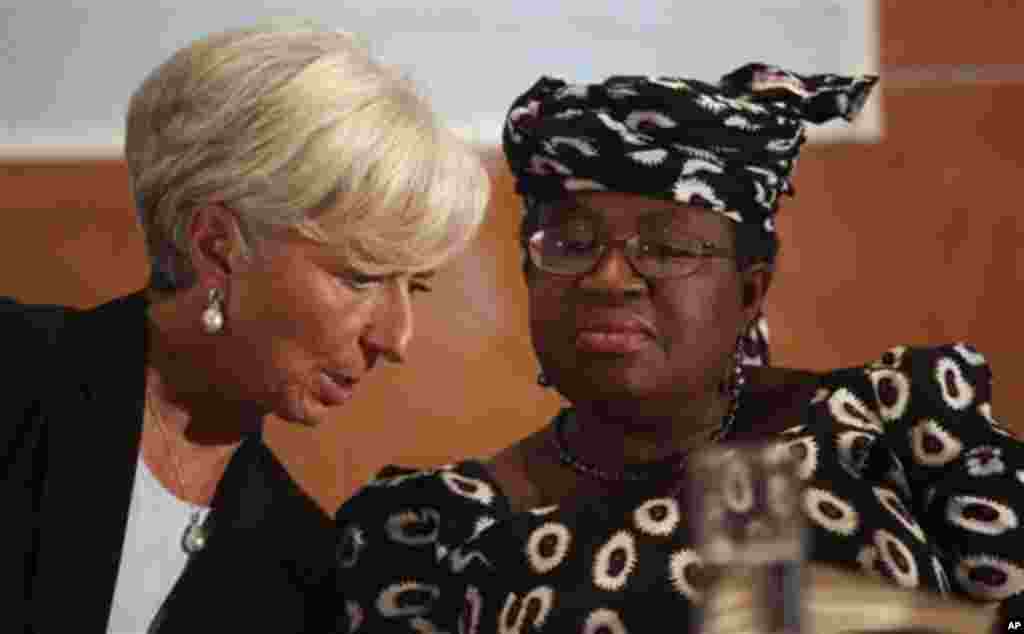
[528,191,764,411]
[210,230,430,427]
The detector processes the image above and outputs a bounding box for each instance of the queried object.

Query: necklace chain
[553,364,746,484]
[145,383,210,555]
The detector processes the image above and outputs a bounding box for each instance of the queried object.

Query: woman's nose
[578,245,647,296]
[362,283,414,364]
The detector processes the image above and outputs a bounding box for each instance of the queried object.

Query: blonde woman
[3,23,488,634]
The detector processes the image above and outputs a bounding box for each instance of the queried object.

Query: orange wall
[3,3,1023,512]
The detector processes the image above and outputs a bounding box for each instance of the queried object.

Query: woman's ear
[186,204,248,284]
[740,263,773,321]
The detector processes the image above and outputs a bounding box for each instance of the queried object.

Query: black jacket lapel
[154,436,337,633]
[31,292,149,633]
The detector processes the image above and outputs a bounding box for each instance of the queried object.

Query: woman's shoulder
[758,342,1018,492]
[0,297,77,406]
[0,292,146,354]
[0,296,73,346]
[761,342,991,387]
[334,460,512,615]
[333,460,513,630]
[756,343,997,423]
[818,342,991,380]
[337,460,512,533]
[807,342,999,430]
[743,342,1015,470]
[369,460,503,499]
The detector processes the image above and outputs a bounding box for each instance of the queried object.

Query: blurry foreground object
[690,442,807,634]
[690,442,997,634]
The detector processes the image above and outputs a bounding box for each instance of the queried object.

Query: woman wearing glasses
[335,65,1024,632]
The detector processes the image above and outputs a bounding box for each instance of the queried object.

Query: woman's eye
[640,242,697,259]
[553,237,595,255]
[339,270,433,295]
[410,280,433,294]
[339,270,383,291]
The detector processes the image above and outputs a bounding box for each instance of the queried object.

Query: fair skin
[141,204,429,505]
[489,191,781,509]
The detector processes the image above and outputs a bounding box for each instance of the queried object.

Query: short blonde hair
[126,23,489,288]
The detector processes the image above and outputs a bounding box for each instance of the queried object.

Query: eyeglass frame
[525,227,739,280]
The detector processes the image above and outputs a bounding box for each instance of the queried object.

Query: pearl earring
[201,288,225,334]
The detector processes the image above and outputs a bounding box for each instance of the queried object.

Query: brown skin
[142,204,429,506]
[487,191,794,510]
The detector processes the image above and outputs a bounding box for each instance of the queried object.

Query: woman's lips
[575,329,654,354]
[319,371,356,406]
[575,316,657,354]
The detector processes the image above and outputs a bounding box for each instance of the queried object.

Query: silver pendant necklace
[146,385,209,556]
[180,510,208,554]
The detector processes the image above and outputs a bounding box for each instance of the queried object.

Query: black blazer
[2,292,338,633]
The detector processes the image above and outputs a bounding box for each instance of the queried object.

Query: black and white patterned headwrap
[503,63,878,366]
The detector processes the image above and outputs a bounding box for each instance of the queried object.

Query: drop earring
[719,333,745,396]
[537,372,551,388]
[201,288,225,334]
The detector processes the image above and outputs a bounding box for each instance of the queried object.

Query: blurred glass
[689,442,806,634]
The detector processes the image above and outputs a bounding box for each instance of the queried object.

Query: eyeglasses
[527,227,736,279]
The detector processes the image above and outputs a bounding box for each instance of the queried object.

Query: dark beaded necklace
[552,365,745,483]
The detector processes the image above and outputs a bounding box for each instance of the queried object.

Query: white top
[105,455,211,634]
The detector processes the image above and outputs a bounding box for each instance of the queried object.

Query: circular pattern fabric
[633,498,681,537]
[526,522,572,575]
[592,531,638,591]
[333,344,1024,633]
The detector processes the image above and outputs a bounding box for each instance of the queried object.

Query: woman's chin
[269,380,359,428]
[272,396,334,428]
[562,371,658,403]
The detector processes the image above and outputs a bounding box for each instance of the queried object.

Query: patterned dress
[334,344,1023,633]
